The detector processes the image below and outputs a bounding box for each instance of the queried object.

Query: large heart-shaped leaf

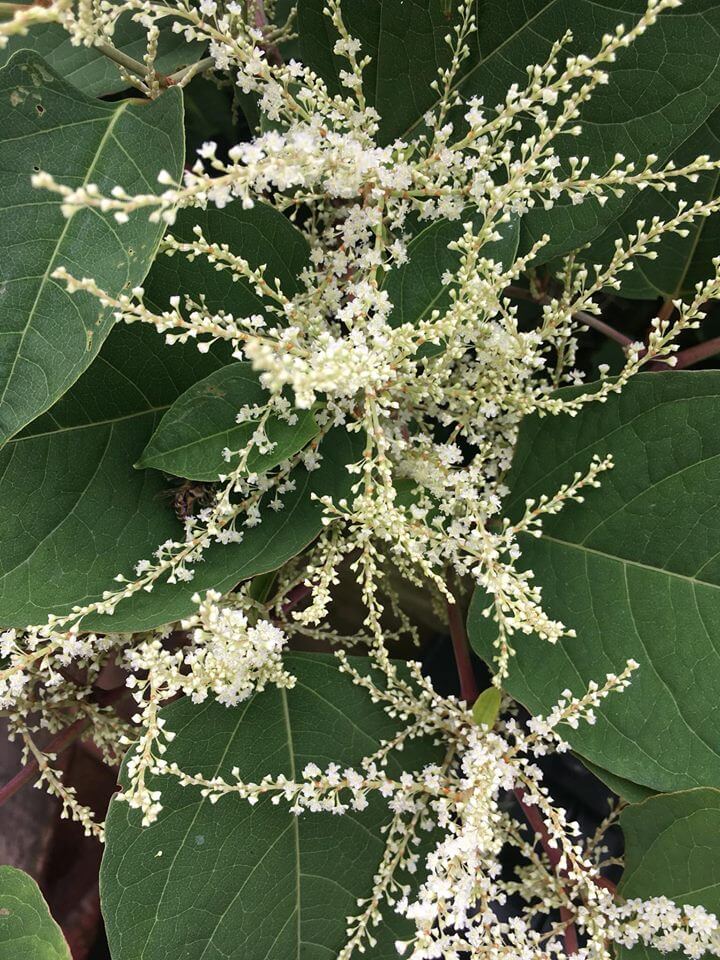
[101,654,437,960]
[0,50,183,446]
[0,866,71,960]
[0,323,223,628]
[619,788,720,960]
[137,363,318,481]
[469,372,720,794]
[0,321,360,633]
[0,21,204,98]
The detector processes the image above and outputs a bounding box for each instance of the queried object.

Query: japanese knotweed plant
[1,1,720,958]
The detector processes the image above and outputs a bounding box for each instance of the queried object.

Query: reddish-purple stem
[561,910,580,954]
[515,785,579,954]
[445,606,579,952]
[514,785,562,869]
[673,335,720,369]
[0,717,89,807]
[446,601,479,704]
[575,310,633,347]
[0,685,127,808]
[503,286,632,348]
[253,0,283,66]
[281,582,313,616]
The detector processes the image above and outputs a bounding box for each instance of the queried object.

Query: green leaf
[472,686,501,729]
[0,22,204,98]
[580,757,656,804]
[0,51,184,446]
[145,199,310,318]
[471,1,720,259]
[137,363,319,481]
[469,372,720,794]
[619,788,720,960]
[183,76,235,158]
[586,109,720,299]
[0,323,223,628]
[0,178,321,631]
[0,321,360,633]
[88,423,361,633]
[101,654,438,960]
[383,216,519,331]
[0,866,71,960]
[298,0,457,145]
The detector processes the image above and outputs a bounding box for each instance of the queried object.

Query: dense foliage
[0,1,719,958]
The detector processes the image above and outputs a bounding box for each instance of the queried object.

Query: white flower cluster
[1,1,719,956]
[609,898,720,959]
[120,589,293,824]
[25,0,720,692]
[181,588,294,706]
[159,651,720,960]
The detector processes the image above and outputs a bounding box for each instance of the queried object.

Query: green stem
[166,55,215,86]
[94,41,153,82]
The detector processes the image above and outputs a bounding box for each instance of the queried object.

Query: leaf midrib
[281,687,302,960]
[11,405,171,444]
[0,98,131,421]
[135,698,255,960]
[536,532,720,591]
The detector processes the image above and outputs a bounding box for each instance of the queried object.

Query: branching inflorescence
[1,0,719,957]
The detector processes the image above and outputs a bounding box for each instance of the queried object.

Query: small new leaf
[471,686,501,729]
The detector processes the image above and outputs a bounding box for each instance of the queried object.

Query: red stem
[0,717,89,807]
[447,611,581,950]
[594,875,617,894]
[0,685,127,807]
[561,909,580,954]
[281,582,313,616]
[514,785,562,869]
[673,335,720,369]
[253,0,283,66]
[446,601,479,704]
[503,286,632,348]
[576,310,633,347]
[446,605,613,955]
[515,785,578,954]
